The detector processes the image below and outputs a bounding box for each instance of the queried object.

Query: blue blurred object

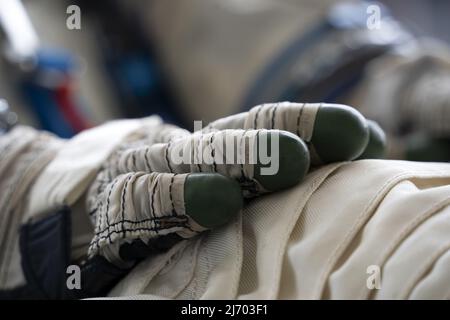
[0,0,90,137]
[35,49,76,73]
[21,79,75,138]
[117,55,157,98]
[20,49,89,137]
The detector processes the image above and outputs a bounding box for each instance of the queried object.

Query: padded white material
[107,160,450,299]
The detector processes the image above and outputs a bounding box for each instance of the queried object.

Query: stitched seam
[132,152,137,171]
[120,174,134,238]
[271,103,278,129]
[363,196,450,299]
[315,170,450,299]
[144,147,153,172]
[296,103,305,137]
[271,163,344,299]
[404,242,450,299]
[165,142,173,172]
[169,175,177,217]
[104,178,120,243]
[210,134,216,173]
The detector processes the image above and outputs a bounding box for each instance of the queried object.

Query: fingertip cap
[312,104,369,163]
[357,120,387,159]
[184,173,243,229]
[254,130,310,192]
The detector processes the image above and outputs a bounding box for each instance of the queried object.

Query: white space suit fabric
[108,160,450,299]
[1,118,450,299]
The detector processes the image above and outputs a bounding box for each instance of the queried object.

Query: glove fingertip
[184,173,243,229]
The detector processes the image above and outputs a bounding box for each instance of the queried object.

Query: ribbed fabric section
[375,205,450,299]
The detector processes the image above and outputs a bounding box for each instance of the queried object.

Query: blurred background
[0,0,449,160]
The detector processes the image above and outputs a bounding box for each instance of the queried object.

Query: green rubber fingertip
[254,130,310,192]
[184,173,243,229]
[357,120,387,159]
[311,104,370,163]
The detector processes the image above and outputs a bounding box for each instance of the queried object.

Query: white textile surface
[108,160,450,299]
